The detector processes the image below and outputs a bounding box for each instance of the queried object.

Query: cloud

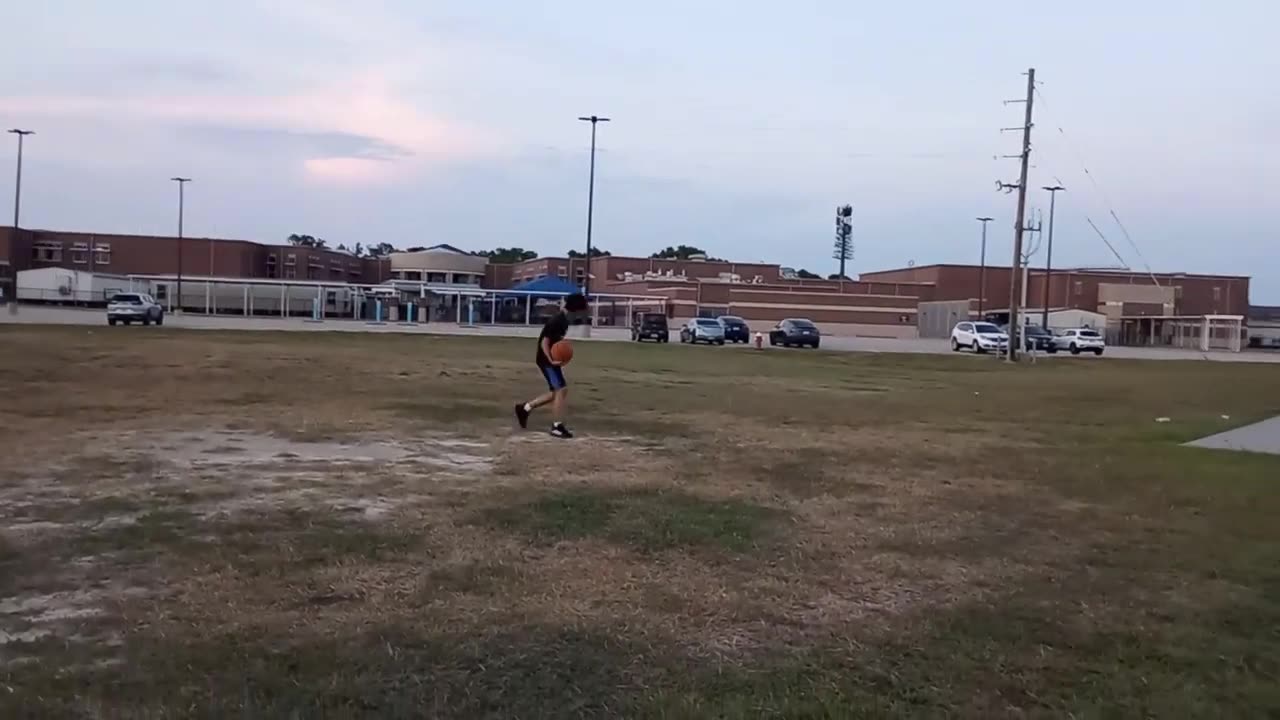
[1,65,503,184]
[181,125,413,162]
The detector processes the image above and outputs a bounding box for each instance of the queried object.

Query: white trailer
[17,268,135,305]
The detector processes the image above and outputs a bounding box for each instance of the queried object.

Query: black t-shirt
[536,311,570,367]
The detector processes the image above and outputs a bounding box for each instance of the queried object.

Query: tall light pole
[171,177,191,312]
[577,115,609,299]
[8,129,34,229]
[976,217,994,315]
[1041,185,1065,329]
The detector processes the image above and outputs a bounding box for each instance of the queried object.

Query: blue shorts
[540,365,567,391]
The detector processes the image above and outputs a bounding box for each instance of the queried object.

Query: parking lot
[4,305,1278,363]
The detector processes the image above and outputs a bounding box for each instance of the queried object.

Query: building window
[1212,287,1222,302]
[32,242,62,262]
[94,243,111,265]
[266,254,278,279]
[284,266,296,279]
[558,267,568,278]
[71,242,89,264]
[1073,281,1083,297]
[575,268,585,278]
[285,253,297,266]
[427,272,446,284]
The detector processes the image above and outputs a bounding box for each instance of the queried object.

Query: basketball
[550,339,574,365]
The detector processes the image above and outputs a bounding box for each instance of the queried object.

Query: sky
[2,0,1278,301]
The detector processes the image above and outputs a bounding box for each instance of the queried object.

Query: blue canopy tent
[492,276,584,325]
[506,276,582,297]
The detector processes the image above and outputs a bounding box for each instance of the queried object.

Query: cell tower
[833,205,853,279]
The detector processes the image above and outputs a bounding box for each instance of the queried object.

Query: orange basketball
[550,339,574,365]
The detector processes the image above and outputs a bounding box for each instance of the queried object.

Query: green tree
[650,245,723,261]
[796,269,822,279]
[286,233,327,249]
[567,247,610,259]
[365,242,396,258]
[481,247,539,263]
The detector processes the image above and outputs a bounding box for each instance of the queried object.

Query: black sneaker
[514,403,530,429]
[550,423,573,439]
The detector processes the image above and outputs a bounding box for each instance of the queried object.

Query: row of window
[392,271,482,284]
[34,242,112,265]
[516,267,582,283]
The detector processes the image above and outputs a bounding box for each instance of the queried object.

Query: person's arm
[541,336,559,366]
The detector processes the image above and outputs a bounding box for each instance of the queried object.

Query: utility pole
[997,68,1036,361]
[171,177,191,312]
[8,129,34,229]
[833,205,853,279]
[577,115,610,299]
[1041,185,1064,328]
[975,217,993,315]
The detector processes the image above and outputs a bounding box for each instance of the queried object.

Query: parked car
[950,321,1008,353]
[717,315,751,343]
[680,318,726,345]
[1052,328,1106,355]
[107,293,164,326]
[769,318,821,348]
[1002,323,1055,352]
[631,312,669,342]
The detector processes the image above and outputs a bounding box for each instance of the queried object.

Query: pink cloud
[1,68,503,184]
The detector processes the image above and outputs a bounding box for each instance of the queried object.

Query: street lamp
[976,217,994,315]
[1041,186,1065,328]
[171,177,191,312]
[577,115,610,299]
[8,129,34,229]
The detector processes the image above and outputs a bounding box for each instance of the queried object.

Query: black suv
[1003,323,1054,352]
[632,312,669,342]
[717,315,751,343]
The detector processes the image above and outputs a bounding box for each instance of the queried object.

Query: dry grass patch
[2,327,1279,716]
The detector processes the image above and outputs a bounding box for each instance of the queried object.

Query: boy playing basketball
[514,292,588,438]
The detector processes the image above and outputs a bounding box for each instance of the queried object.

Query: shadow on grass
[47,507,422,575]
[478,487,781,554]
[0,622,652,719]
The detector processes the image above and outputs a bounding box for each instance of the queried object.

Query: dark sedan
[769,318,821,348]
[717,315,751,343]
[1003,324,1055,352]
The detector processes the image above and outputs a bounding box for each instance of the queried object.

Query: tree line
[286,235,846,278]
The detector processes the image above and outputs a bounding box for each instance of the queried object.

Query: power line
[1033,87,1160,286]
[1085,217,1130,268]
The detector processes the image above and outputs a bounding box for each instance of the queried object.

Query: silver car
[107,293,165,326]
[680,318,726,345]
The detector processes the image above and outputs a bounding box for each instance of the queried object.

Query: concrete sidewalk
[1187,416,1280,455]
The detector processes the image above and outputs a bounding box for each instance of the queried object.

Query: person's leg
[526,391,555,410]
[550,387,568,420]
[543,367,572,438]
[515,367,563,428]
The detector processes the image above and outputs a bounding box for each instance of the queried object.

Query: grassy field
[1,326,1278,718]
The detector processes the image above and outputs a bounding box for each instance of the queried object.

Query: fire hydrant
[754,332,764,349]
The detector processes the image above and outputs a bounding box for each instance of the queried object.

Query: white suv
[1051,328,1105,356]
[107,293,165,326]
[951,321,1009,354]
